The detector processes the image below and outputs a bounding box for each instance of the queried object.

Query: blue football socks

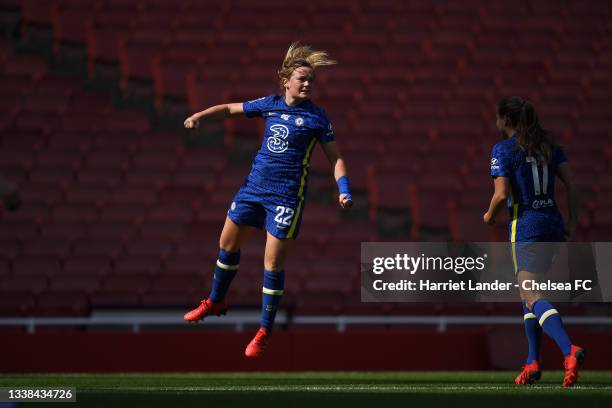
[522,301,542,364]
[532,299,572,356]
[260,269,285,332]
[209,249,240,303]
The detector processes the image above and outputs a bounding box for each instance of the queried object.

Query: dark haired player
[484,96,584,387]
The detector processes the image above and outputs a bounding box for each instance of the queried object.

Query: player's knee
[523,294,541,311]
[264,257,284,272]
[219,238,240,253]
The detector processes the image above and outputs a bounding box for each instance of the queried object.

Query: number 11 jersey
[490,134,567,242]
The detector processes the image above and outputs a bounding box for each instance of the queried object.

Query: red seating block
[63,256,110,277]
[35,291,89,316]
[0,291,35,316]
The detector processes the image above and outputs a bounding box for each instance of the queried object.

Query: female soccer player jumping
[484,96,584,387]
[182,43,352,358]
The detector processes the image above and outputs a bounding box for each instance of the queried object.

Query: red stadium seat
[85,150,130,171]
[50,203,97,224]
[40,221,87,242]
[36,291,89,316]
[22,239,71,259]
[153,50,200,110]
[48,274,100,294]
[98,203,143,224]
[1,54,47,79]
[124,239,174,258]
[0,258,9,277]
[21,0,56,34]
[0,291,36,316]
[87,222,135,241]
[114,255,161,277]
[63,256,110,277]
[119,28,172,90]
[52,1,94,53]
[123,169,169,189]
[173,230,219,257]
[164,255,211,276]
[86,10,135,77]
[11,255,60,277]
[72,238,123,258]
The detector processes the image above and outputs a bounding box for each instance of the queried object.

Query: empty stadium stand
[0,0,611,318]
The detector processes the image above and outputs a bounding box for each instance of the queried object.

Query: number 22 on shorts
[274,206,294,226]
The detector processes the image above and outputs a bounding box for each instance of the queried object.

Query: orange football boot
[515,361,541,385]
[183,299,227,322]
[562,345,585,388]
[244,327,269,358]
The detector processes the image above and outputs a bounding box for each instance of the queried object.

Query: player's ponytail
[278,42,337,92]
[497,96,552,163]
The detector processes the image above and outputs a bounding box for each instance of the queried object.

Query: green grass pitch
[1,372,611,407]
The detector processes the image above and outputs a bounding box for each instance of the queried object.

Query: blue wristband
[337,176,352,200]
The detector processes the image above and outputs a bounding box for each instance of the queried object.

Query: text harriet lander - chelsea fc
[371,279,594,292]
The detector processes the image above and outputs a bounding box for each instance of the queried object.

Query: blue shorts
[227,185,305,240]
[510,210,565,242]
[510,210,565,274]
[513,241,562,274]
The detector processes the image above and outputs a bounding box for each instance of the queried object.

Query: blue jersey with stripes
[242,94,334,203]
[490,135,567,242]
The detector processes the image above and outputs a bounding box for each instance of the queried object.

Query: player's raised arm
[321,141,352,209]
[184,103,245,129]
[483,176,509,225]
[556,162,580,240]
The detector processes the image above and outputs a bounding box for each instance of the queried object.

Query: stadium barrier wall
[2,328,611,372]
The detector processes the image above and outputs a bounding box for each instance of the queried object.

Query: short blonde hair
[278,42,337,92]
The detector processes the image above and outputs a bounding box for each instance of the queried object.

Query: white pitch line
[88,385,612,393]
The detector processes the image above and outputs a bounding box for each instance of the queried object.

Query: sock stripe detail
[538,309,559,326]
[524,313,537,320]
[216,260,239,271]
[262,287,284,296]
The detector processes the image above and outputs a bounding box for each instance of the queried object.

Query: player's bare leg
[184,217,253,322]
[219,216,254,253]
[517,270,543,311]
[263,232,290,272]
[245,233,290,358]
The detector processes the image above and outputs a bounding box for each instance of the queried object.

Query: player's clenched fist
[339,194,353,209]
[184,116,199,129]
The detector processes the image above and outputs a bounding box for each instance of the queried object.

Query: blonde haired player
[183,43,352,357]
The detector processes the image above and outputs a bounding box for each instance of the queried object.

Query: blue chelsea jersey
[242,94,335,202]
[490,135,567,214]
